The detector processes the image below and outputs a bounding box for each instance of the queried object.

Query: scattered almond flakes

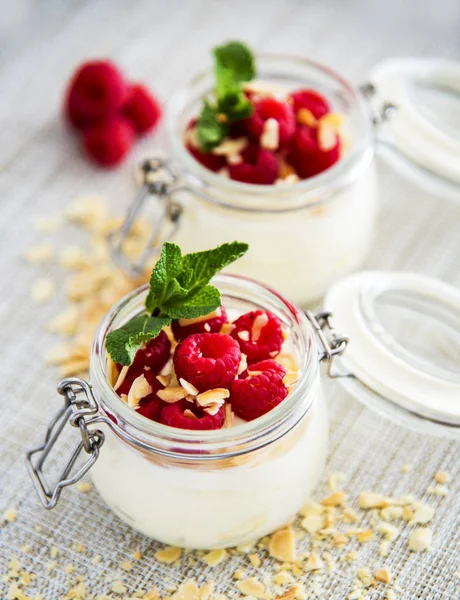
[30,277,55,303]
[4,509,17,522]
[172,580,200,600]
[248,554,261,568]
[358,492,390,509]
[76,481,92,494]
[296,108,317,127]
[268,528,296,562]
[342,507,360,523]
[428,484,449,496]
[196,388,229,407]
[237,577,266,598]
[155,546,182,564]
[327,472,346,491]
[260,118,280,150]
[133,550,142,561]
[275,587,297,600]
[233,569,245,580]
[143,588,159,600]
[127,374,153,408]
[199,582,214,600]
[121,561,132,571]
[377,522,399,542]
[111,580,127,595]
[179,378,199,396]
[375,568,392,584]
[65,564,74,575]
[304,551,324,571]
[356,529,374,543]
[301,515,325,534]
[59,246,90,270]
[434,471,450,484]
[203,549,227,567]
[356,567,373,587]
[333,532,349,547]
[25,244,53,264]
[317,121,336,151]
[157,386,187,403]
[409,502,434,525]
[408,527,432,552]
[321,491,347,507]
[381,506,403,521]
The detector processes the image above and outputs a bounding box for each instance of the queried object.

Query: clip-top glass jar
[110,55,377,306]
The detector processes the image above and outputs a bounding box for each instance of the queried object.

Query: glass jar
[111,55,377,306]
[27,274,335,549]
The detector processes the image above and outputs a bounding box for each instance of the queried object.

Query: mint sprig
[197,41,255,152]
[106,241,249,366]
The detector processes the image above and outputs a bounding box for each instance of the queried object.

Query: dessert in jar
[27,241,335,549]
[111,41,377,306]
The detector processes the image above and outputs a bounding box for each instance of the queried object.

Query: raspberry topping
[231,310,283,364]
[115,363,164,397]
[161,400,224,430]
[245,97,296,147]
[230,359,288,421]
[171,307,228,341]
[287,126,340,178]
[65,60,127,130]
[228,145,278,185]
[187,143,226,172]
[82,116,135,167]
[136,396,165,422]
[290,89,330,120]
[122,84,161,134]
[174,333,241,392]
[132,330,171,373]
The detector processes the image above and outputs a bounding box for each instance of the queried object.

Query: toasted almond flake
[121,561,132,571]
[30,277,55,303]
[283,370,300,387]
[238,353,248,375]
[172,580,199,600]
[178,309,222,327]
[157,374,171,387]
[35,216,62,233]
[199,582,215,600]
[237,577,266,598]
[320,112,346,129]
[251,312,269,342]
[358,492,390,509]
[47,561,56,574]
[401,463,412,473]
[204,402,224,416]
[111,581,127,595]
[179,378,199,396]
[248,554,261,568]
[356,567,373,586]
[25,244,53,264]
[347,590,362,600]
[296,108,317,127]
[260,118,280,150]
[133,550,142,561]
[356,529,374,543]
[183,409,199,420]
[203,549,227,566]
[429,484,449,496]
[157,386,187,403]
[143,588,159,600]
[211,138,247,158]
[342,507,360,523]
[4,509,17,522]
[333,532,349,546]
[434,470,450,484]
[65,564,74,575]
[301,514,325,534]
[238,330,250,341]
[375,568,392,584]
[327,472,346,491]
[381,506,403,521]
[386,591,397,600]
[113,366,130,392]
[410,502,434,525]
[268,528,296,562]
[408,527,432,552]
[321,491,347,507]
[233,569,245,580]
[127,374,153,408]
[317,121,337,151]
[305,551,324,571]
[9,557,21,570]
[220,323,235,335]
[402,506,413,520]
[275,588,297,600]
[275,353,297,372]
[196,388,229,406]
[377,522,399,541]
[155,546,182,564]
[299,499,324,517]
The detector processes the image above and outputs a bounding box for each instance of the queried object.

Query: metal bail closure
[109,157,184,278]
[305,310,349,378]
[359,82,398,126]
[25,378,104,509]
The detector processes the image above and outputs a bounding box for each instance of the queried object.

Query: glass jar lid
[323,271,460,437]
[368,58,460,197]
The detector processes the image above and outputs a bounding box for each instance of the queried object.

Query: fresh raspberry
[64,60,127,130]
[171,306,228,341]
[115,363,164,397]
[174,333,241,392]
[122,84,161,134]
[160,400,224,430]
[287,126,340,178]
[132,330,171,373]
[228,145,278,185]
[82,116,135,167]
[186,143,226,172]
[136,396,164,422]
[245,98,296,147]
[231,310,283,364]
[230,360,288,421]
[290,89,330,119]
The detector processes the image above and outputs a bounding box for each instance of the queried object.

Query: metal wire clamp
[25,378,104,509]
[305,310,349,377]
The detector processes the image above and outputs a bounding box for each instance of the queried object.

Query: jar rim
[166,53,374,213]
[90,273,319,459]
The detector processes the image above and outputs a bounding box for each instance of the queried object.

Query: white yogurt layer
[90,388,328,548]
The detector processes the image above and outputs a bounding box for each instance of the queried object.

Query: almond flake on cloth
[268,528,297,562]
[172,580,200,600]
[237,577,266,598]
[202,549,228,566]
[154,546,182,564]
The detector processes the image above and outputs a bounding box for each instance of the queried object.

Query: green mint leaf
[180,241,249,295]
[165,285,221,320]
[197,100,228,152]
[213,41,255,89]
[146,242,184,313]
[217,90,253,122]
[106,315,171,366]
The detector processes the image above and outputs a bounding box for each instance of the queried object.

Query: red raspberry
[287,126,340,178]
[174,333,241,392]
[132,330,171,373]
[160,400,224,430]
[82,116,135,167]
[230,360,288,421]
[115,363,164,397]
[290,89,330,119]
[122,84,161,134]
[245,98,296,147]
[171,307,228,341]
[136,396,164,422]
[231,310,283,364]
[64,60,127,130]
[186,143,226,172]
[228,145,278,185]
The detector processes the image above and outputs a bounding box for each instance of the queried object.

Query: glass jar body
[90,386,328,548]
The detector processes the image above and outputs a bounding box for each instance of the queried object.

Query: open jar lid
[323,271,460,438]
[368,58,460,197]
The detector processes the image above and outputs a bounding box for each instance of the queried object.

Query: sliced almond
[409,502,434,525]
[268,528,296,562]
[342,507,360,523]
[172,580,200,600]
[127,374,153,408]
[408,527,432,552]
[211,138,247,158]
[196,388,229,407]
[434,470,450,484]
[321,491,347,507]
[203,549,227,566]
[275,588,297,600]
[356,529,374,543]
[283,370,300,387]
[183,409,199,420]
[301,515,325,534]
[377,522,399,542]
[220,323,235,335]
[157,374,171,387]
[238,330,250,342]
[157,386,187,403]
[317,121,337,151]
[180,378,199,396]
[304,551,324,571]
[332,532,349,546]
[159,359,173,377]
[260,118,279,150]
[375,567,392,584]
[251,312,269,342]
[237,577,266,598]
[238,353,248,375]
[319,112,346,129]
[155,546,182,564]
[358,492,390,509]
[113,366,129,392]
[178,308,221,327]
[203,402,224,416]
[25,244,53,264]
